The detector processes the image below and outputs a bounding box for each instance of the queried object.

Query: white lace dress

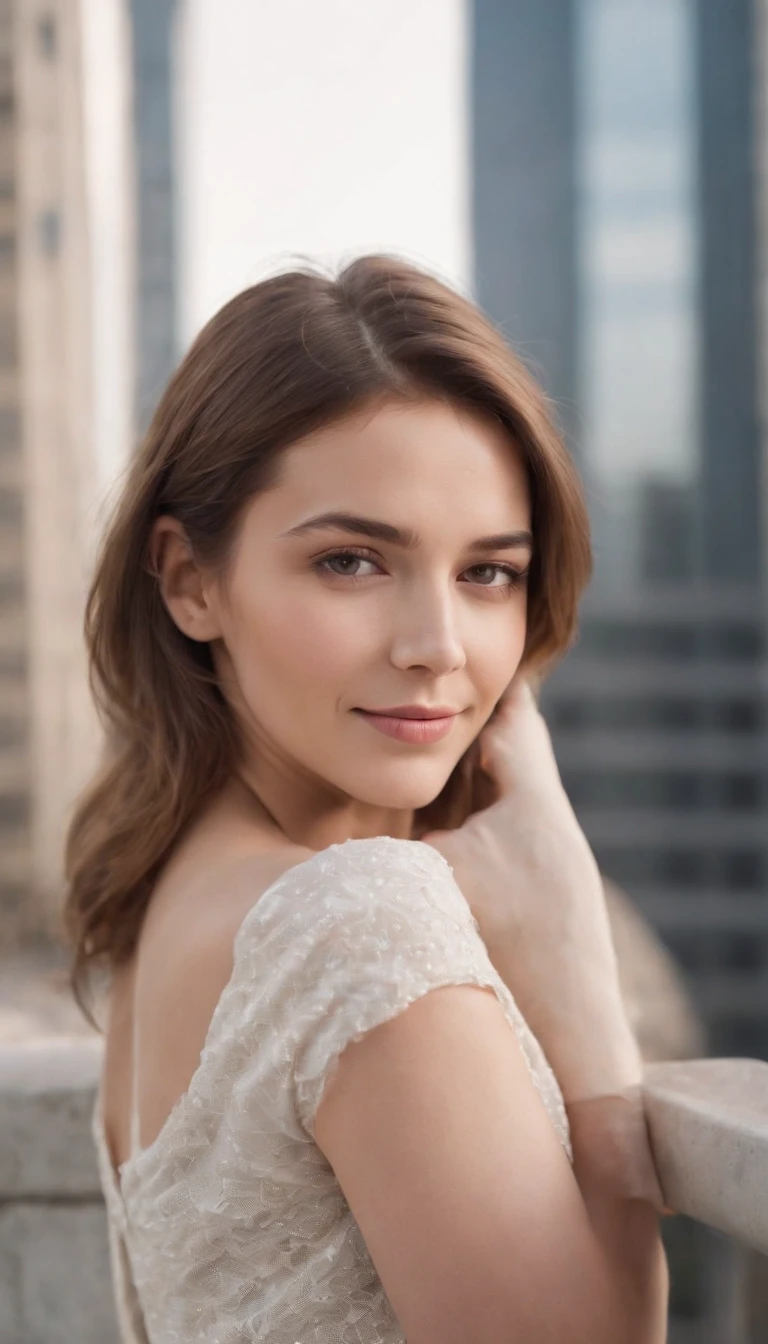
[92,836,572,1344]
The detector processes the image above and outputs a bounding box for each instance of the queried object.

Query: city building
[0,0,99,949]
[473,0,768,1069]
[0,0,133,950]
[0,0,26,948]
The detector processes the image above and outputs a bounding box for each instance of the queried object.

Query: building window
[36,208,60,257]
[36,15,57,60]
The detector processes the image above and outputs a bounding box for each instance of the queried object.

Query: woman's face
[163,397,532,826]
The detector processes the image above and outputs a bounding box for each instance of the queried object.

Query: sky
[174,0,470,345]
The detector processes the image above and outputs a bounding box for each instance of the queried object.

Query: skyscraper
[472,0,768,1068]
[0,0,103,950]
[0,0,26,948]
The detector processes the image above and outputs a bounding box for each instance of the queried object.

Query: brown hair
[64,254,591,1013]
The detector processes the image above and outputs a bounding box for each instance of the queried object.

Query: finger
[503,668,531,701]
[490,673,539,726]
[418,829,447,844]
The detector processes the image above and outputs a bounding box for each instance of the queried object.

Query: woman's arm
[567,1095,670,1343]
[485,926,670,1342]
[314,980,668,1344]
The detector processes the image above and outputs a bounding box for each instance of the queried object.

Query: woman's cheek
[477,615,527,701]
[242,588,376,685]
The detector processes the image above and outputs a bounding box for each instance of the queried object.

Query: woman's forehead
[260,399,530,516]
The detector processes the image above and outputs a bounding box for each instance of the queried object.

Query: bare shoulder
[140,840,317,998]
[120,840,315,1157]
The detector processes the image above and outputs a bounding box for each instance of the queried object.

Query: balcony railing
[643,1058,768,1252]
[0,1038,766,1341]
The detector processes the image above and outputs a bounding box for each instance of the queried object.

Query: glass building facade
[129,0,178,435]
[473,0,766,1058]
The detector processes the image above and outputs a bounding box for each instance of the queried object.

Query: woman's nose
[388,587,467,676]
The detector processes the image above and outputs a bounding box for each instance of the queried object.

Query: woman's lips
[353,710,458,743]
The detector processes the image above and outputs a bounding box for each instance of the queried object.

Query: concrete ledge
[0,1202,117,1344]
[643,1058,768,1254]
[0,1036,117,1343]
[0,1037,102,1198]
[2,1040,768,1254]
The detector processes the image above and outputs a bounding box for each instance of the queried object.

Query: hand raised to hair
[420,675,644,1107]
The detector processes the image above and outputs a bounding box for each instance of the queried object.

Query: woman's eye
[315,551,381,578]
[464,563,527,589]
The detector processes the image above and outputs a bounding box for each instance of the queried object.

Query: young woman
[65,255,670,1343]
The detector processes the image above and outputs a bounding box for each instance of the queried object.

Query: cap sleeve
[292,837,505,1138]
[219,836,514,1141]
[204,835,570,1163]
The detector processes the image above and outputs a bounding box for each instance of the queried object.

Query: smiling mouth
[355,707,461,720]
[352,709,459,743]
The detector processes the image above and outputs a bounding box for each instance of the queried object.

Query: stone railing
[644,1058,768,1255]
[0,1039,767,1342]
[0,1037,117,1344]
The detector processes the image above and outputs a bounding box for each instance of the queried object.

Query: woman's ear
[148,516,223,642]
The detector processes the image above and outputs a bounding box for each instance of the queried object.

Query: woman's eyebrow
[281,511,533,552]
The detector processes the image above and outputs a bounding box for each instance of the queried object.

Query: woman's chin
[342,772,455,814]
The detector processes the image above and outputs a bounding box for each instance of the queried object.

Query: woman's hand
[420,675,644,1107]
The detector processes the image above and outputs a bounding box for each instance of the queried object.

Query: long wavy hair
[64,254,591,1015]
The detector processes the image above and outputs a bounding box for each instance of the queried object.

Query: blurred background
[0,0,766,1340]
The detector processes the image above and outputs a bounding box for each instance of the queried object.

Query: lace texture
[93,836,572,1344]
